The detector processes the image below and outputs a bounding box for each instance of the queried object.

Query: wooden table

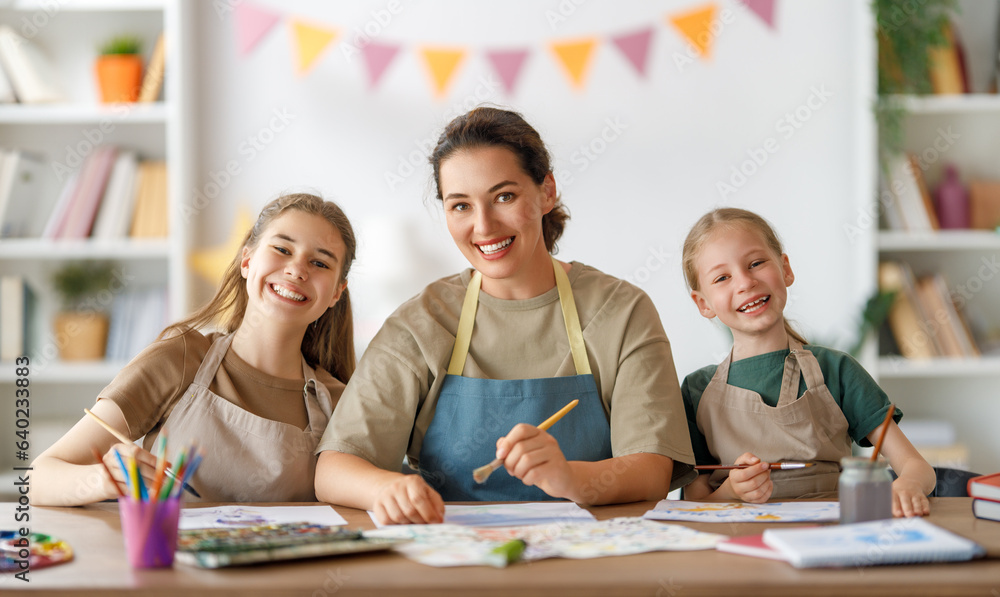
[2,498,998,596]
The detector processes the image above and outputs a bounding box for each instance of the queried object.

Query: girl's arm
[868,420,935,517]
[31,398,159,506]
[315,451,444,525]
[680,452,773,503]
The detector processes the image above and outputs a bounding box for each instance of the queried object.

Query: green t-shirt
[681,345,901,467]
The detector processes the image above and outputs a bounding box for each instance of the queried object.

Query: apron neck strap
[447,258,591,376]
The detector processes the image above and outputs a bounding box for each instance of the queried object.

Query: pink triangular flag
[485,49,530,95]
[360,42,401,88]
[739,0,777,29]
[234,1,282,56]
[611,27,654,77]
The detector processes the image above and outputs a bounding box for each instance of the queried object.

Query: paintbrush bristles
[473,458,503,484]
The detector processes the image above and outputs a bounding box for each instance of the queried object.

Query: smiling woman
[315,107,698,525]
[31,194,358,506]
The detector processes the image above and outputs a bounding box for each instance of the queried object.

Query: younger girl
[680,208,934,517]
[33,193,357,505]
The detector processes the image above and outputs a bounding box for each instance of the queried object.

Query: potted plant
[51,261,116,360]
[95,35,143,103]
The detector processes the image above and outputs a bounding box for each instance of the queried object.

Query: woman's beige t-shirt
[99,330,345,443]
[318,262,695,487]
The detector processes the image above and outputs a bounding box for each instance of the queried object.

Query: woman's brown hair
[429,106,569,253]
[162,193,357,381]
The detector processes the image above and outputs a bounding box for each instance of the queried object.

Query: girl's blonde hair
[162,193,357,382]
[681,207,807,345]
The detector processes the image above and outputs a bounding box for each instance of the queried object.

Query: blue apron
[419,258,612,501]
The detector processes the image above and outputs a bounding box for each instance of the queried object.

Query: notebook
[762,518,985,568]
[175,522,403,568]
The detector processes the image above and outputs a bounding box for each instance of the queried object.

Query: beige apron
[144,333,333,502]
[695,336,850,499]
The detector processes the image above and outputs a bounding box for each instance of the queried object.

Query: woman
[315,107,695,524]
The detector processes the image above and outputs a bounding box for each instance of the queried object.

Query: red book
[967,472,1000,501]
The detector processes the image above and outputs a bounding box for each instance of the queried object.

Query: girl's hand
[103,442,161,497]
[496,424,573,499]
[371,475,445,525]
[727,452,773,503]
[891,477,930,517]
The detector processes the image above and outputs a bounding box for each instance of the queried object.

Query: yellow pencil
[472,399,580,484]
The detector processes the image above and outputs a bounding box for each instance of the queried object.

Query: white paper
[368,501,596,528]
[642,499,840,523]
[179,505,347,530]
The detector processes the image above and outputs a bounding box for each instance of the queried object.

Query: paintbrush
[695,462,815,470]
[870,404,896,462]
[83,408,201,498]
[472,399,579,484]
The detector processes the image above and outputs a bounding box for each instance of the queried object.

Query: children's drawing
[642,499,840,523]
[179,505,347,530]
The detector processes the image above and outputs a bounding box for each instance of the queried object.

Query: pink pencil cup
[118,496,182,568]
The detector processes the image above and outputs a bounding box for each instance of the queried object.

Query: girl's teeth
[479,237,513,254]
[272,284,305,301]
[739,297,768,312]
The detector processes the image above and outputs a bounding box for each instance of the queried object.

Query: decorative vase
[54,311,110,361]
[95,54,143,103]
[935,164,970,229]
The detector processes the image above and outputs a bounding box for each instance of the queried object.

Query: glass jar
[839,457,893,524]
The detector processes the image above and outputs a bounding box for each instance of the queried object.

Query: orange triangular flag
[420,47,466,97]
[289,18,338,75]
[668,3,718,59]
[550,38,598,89]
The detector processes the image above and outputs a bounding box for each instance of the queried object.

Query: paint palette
[175,522,403,568]
[0,530,74,571]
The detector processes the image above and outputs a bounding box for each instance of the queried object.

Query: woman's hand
[726,452,773,503]
[891,477,931,517]
[371,475,445,525]
[103,442,161,497]
[496,423,573,499]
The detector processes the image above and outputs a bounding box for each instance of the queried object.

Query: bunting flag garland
[485,49,531,95]
[668,3,719,59]
[550,38,598,89]
[289,19,339,76]
[739,0,777,29]
[360,41,401,88]
[234,1,281,56]
[610,27,655,76]
[233,2,778,97]
[420,47,467,97]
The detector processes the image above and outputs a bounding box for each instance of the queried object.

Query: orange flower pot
[95,54,143,103]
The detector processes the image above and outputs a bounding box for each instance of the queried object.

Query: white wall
[190,0,876,378]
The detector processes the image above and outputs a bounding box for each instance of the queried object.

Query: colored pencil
[83,408,201,498]
[871,404,896,462]
[111,448,132,498]
[472,399,580,484]
[695,462,815,470]
[91,448,124,497]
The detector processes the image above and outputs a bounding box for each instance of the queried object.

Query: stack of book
[968,472,1000,522]
[878,261,980,359]
[879,154,940,232]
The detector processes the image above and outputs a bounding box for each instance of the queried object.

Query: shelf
[877,355,1000,378]
[0,360,126,383]
[0,103,168,124]
[886,94,1000,114]
[878,230,1000,251]
[0,238,171,260]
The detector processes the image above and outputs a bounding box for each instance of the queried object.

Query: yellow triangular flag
[190,207,253,286]
[668,3,718,59]
[550,38,598,89]
[289,18,338,75]
[420,47,466,97]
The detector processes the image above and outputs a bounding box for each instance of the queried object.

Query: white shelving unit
[876,94,1000,475]
[0,0,192,467]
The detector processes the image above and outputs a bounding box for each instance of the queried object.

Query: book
[914,276,964,357]
[129,160,168,238]
[762,518,985,568]
[716,533,789,561]
[967,472,1000,501]
[58,146,118,239]
[0,25,65,103]
[908,154,940,230]
[0,149,46,238]
[972,498,1000,522]
[175,522,400,569]
[879,261,938,359]
[0,56,15,102]
[927,22,967,95]
[883,155,936,232]
[91,151,138,240]
[0,275,35,361]
[41,171,79,239]
[138,33,165,103]
[969,180,1000,230]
